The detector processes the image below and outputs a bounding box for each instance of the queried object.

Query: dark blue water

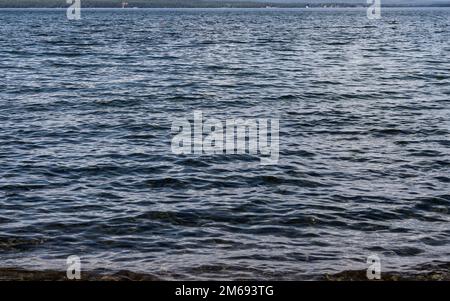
[0,8,449,280]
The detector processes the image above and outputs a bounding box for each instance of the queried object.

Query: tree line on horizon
[0,0,448,8]
[0,0,354,8]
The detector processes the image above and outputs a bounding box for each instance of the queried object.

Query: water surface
[0,8,449,280]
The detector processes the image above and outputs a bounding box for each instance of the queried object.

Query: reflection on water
[0,8,449,280]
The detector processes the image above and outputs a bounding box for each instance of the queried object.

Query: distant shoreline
[0,1,449,9]
[1,5,450,9]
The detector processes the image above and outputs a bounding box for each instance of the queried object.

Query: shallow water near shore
[0,261,449,281]
[0,8,449,280]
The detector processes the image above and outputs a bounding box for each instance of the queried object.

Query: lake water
[0,8,449,280]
